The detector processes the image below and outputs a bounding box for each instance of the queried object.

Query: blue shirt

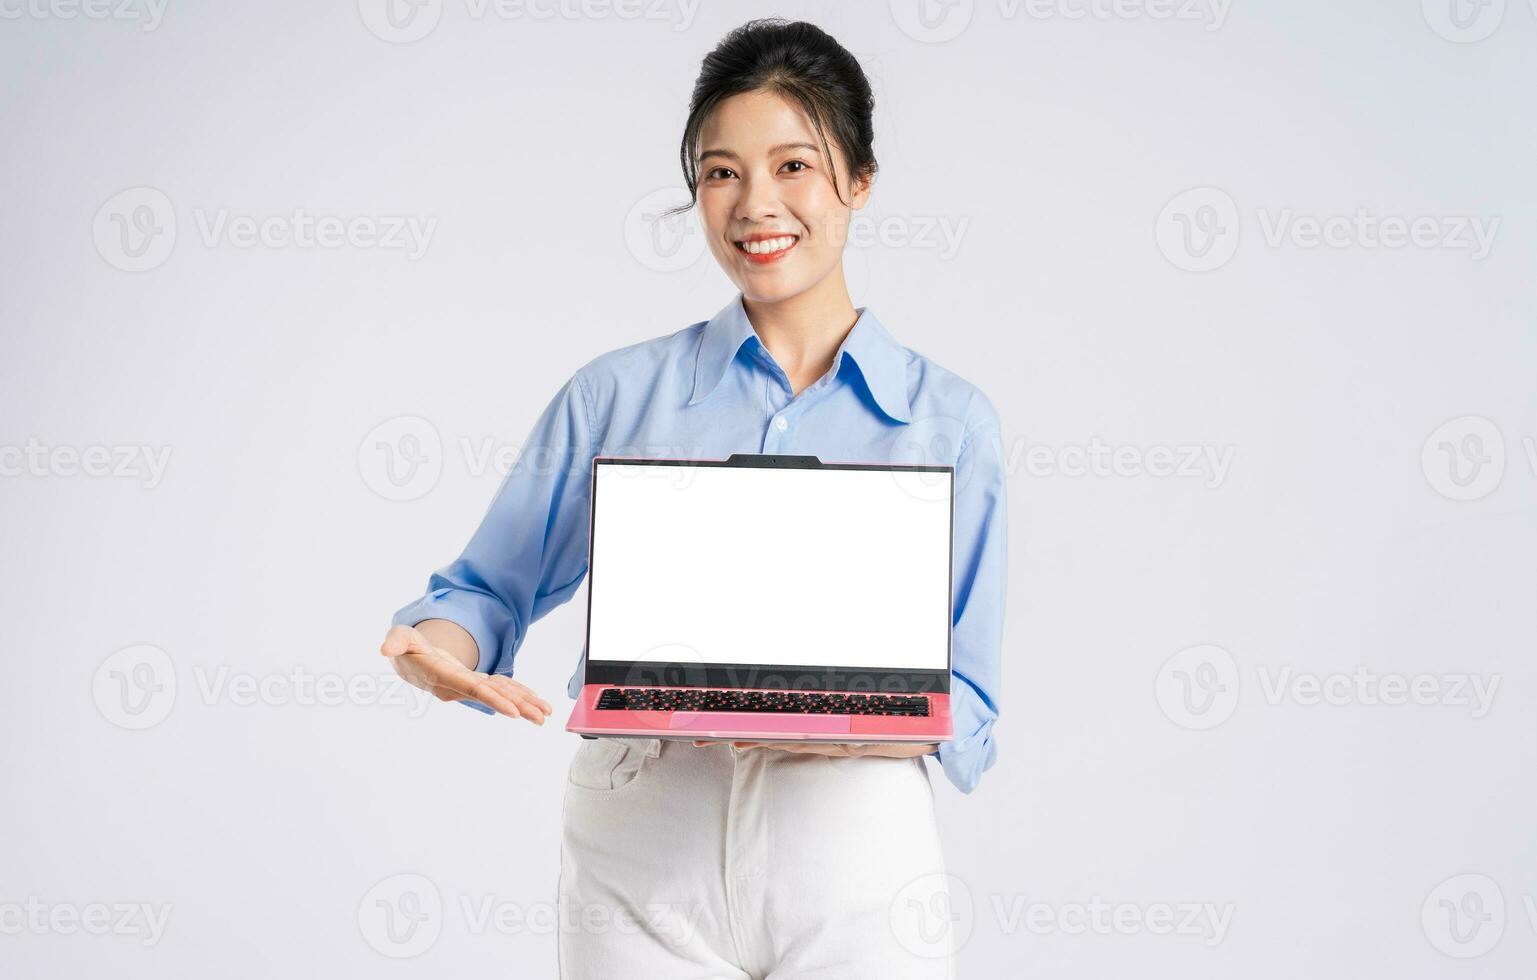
[394,293,1008,793]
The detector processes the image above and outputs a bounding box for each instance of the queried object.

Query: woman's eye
[781,160,810,174]
[705,167,736,180]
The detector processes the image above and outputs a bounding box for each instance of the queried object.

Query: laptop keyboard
[595,687,931,717]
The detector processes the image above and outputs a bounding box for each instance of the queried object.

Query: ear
[848,168,874,211]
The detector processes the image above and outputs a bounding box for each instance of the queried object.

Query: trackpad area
[667,712,852,734]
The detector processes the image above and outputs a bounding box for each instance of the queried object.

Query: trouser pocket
[566,737,662,792]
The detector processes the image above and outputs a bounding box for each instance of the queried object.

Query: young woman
[380,18,1007,978]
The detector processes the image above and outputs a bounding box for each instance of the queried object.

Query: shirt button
[773,416,789,432]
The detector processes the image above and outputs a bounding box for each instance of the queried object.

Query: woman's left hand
[693,740,937,758]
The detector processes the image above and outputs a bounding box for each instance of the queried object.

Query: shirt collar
[688,293,912,424]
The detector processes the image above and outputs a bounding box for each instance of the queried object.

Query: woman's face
[695,89,871,306]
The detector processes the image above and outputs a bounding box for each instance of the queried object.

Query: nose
[734,173,781,224]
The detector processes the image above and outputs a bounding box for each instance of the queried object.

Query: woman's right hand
[380,623,553,725]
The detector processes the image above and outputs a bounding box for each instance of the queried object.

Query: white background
[2,1,1534,977]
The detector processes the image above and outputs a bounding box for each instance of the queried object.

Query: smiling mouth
[734,235,799,263]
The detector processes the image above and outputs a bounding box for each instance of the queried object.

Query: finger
[485,676,548,726]
[506,679,554,717]
[462,676,523,720]
[379,624,426,658]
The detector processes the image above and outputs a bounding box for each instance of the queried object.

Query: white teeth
[739,236,796,255]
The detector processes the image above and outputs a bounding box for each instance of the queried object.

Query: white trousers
[557,737,955,979]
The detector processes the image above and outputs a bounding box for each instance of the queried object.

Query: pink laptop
[567,453,954,744]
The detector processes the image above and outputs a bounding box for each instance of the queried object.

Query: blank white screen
[588,462,952,670]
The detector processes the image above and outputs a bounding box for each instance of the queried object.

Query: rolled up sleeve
[392,372,596,706]
[936,416,1008,793]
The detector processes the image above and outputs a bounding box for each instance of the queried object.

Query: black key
[595,687,930,717]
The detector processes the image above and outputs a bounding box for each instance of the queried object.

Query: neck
[741,274,859,392]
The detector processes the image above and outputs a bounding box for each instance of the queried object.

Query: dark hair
[669,18,877,216]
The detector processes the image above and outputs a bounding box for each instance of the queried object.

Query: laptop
[566,453,954,743]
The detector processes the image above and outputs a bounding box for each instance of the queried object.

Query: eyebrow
[697,141,822,164]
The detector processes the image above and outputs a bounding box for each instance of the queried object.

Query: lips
[733,233,799,265]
